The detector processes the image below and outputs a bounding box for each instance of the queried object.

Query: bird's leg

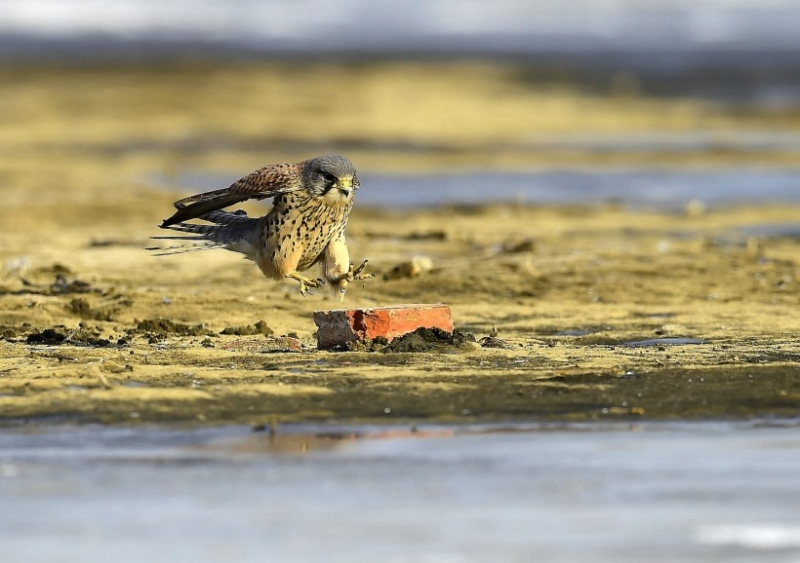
[332,260,374,301]
[350,260,373,281]
[285,272,325,296]
[332,260,373,284]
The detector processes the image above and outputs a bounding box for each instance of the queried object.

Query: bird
[152,155,372,299]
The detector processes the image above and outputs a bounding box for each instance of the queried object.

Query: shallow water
[360,169,800,208]
[161,168,800,209]
[4,1,800,70]
[2,421,800,563]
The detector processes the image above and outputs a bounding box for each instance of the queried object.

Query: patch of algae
[1,61,800,425]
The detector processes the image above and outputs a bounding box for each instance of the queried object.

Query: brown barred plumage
[152,155,371,298]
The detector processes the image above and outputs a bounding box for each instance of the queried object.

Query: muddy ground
[1,62,799,425]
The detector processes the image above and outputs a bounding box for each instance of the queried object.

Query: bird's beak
[336,178,353,197]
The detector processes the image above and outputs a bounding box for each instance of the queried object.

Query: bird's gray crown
[302,155,359,196]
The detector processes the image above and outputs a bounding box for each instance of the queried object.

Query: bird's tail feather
[146,240,225,256]
[149,210,261,258]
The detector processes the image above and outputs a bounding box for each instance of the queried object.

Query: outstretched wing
[160,163,302,228]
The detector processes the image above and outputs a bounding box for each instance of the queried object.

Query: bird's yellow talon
[289,273,325,296]
[334,260,373,284]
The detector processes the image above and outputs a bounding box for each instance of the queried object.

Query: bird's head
[302,155,359,205]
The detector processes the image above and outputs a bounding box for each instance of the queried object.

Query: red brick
[314,304,454,349]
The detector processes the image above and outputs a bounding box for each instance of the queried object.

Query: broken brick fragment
[314,304,454,349]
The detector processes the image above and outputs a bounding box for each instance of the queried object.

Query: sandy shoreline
[3,194,800,425]
[1,62,799,425]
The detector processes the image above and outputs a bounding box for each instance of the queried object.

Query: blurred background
[2,0,800,209]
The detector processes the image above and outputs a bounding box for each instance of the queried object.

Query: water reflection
[210,426,456,455]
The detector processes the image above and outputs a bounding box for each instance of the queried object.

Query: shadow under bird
[152,155,372,299]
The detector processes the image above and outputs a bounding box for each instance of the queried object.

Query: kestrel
[153,155,371,299]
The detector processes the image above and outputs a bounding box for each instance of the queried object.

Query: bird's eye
[321,171,337,186]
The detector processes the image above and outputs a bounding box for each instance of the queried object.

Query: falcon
[153,155,371,298]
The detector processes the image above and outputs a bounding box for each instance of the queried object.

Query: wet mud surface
[1,62,800,426]
[3,198,800,426]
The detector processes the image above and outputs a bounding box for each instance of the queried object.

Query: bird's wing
[160,163,301,228]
